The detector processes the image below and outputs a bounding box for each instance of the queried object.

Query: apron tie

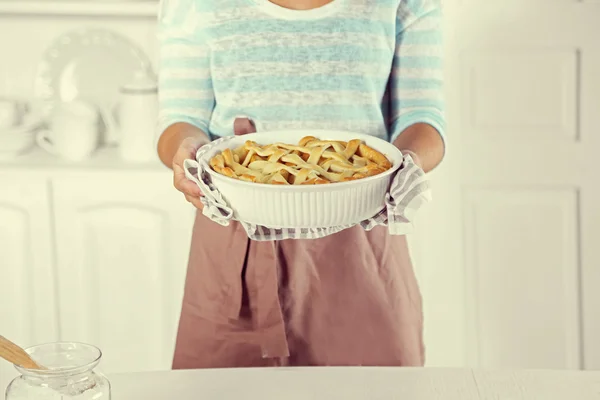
[246,239,290,359]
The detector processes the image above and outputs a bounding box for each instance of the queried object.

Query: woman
[157,0,445,368]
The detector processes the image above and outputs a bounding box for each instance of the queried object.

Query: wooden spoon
[0,335,46,370]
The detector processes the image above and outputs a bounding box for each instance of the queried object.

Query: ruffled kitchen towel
[184,135,431,241]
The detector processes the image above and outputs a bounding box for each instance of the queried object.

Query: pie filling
[209,136,393,185]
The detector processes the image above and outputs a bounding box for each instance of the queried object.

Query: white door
[415,0,600,369]
[51,172,195,374]
[0,176,58,383]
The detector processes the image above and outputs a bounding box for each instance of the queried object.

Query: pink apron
[172,212,425,368]
[173,118,425,367]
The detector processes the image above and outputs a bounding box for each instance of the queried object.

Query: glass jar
[5,342,111,399]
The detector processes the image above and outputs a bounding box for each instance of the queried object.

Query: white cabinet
[0,176,59,344]
[0,165,195,376]
[0,176,58,382]
[51,173,194,374]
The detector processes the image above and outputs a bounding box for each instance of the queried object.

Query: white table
[106,367,600,399]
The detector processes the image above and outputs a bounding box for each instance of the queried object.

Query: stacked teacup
[0,98,37,159]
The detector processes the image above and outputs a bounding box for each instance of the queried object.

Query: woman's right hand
[165,118,257,210]
[172,135,209,209]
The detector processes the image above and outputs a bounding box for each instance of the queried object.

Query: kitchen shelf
[0,1,158,18]
[0,146,166,173]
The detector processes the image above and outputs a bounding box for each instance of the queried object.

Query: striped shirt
[157,0,445,144]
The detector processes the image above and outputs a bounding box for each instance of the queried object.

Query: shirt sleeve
[157,0,215,138]
[389,0,445,145]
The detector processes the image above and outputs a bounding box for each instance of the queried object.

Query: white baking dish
[195,130,403,229]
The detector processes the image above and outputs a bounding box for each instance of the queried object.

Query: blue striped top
[157,0,445,144]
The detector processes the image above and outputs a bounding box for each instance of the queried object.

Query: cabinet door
[434,0,600,369]
[51,173,195,374]
[0,176,58,383]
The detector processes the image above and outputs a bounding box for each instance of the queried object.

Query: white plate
[34,28,152,145]
[195,130,404,229]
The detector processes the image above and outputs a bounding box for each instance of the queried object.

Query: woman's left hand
[399,149,423,169]
[392,123,444,172]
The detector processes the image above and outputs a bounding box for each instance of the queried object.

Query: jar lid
[121,69,157,93]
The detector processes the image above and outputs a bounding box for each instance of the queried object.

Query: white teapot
[103,69,158,162]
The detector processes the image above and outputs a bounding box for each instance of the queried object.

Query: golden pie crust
[209,136,393,185]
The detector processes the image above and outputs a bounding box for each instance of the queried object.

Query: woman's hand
[159,119,257,210]
[157,122,210,209]
[172,135,208,209]
[392,123,444,173]
[398,149,423,169]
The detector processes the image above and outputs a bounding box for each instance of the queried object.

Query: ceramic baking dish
[194,130,403,229]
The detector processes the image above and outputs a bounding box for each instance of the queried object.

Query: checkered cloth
[185,136,431,240]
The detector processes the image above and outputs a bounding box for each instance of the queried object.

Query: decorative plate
[34,28,152,145]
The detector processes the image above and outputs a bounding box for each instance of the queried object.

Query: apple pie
[208,136,393,185]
